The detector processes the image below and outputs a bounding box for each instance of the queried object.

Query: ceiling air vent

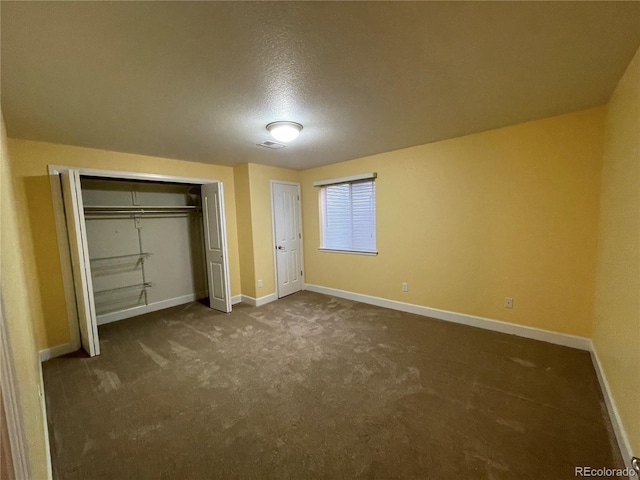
[257,140,286,150]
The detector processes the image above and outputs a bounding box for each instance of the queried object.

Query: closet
[58,169,231,357]
[82,178,207,324]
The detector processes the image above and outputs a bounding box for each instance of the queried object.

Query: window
[317,175,376,254]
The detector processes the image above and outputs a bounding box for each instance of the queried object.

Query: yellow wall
[1,116,50,478]
[301,107,605,337]
[233,164,256,297]
[7,139,241,350]
[248,164,300,298]
[592,46,640,455]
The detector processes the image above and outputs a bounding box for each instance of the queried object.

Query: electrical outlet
[257,280,263,288]
[504,297,513,309]
[402,282,408,292]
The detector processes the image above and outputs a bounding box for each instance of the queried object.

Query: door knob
[277,245,284,250]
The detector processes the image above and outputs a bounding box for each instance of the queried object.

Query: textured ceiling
[2,1,639,169]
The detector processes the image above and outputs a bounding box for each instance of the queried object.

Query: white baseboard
[240,293,278,307]
[240,295,254,306]
[39,342,78,362]
[590,344,634,473]
[304,284,591,351]
[231,294,242,305]
[97,292,207,326]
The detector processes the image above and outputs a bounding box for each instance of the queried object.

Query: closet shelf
[90,253,152,265]
[94,282,152,297]
[84,205,199,215]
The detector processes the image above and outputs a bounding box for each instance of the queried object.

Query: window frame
[316,174,378,256]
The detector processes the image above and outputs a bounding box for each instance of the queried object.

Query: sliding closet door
[201,182,231,313]
[61,170,100,356]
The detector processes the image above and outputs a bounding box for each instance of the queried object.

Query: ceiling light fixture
[266,121,303,143]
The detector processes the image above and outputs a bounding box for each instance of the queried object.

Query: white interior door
[201,182,231,313]
[272,182,303,298]
[60,170,100,356]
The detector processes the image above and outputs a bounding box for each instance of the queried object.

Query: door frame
[49,165,231,355]
[0,290,32,479]
[270,180,305,298]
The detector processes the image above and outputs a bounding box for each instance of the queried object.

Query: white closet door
[201,182,231,313]
[272,182,303,298]
[61,170,100,356]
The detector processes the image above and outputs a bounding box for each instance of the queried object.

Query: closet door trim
[51,166,217,185]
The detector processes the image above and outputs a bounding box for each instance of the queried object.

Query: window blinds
[321,180,376,252]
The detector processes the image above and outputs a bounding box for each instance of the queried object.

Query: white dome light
[266,121,303,143]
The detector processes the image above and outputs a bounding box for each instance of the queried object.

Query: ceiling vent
[257,140,286,150]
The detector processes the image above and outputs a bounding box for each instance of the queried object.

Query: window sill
[318,248,378,256]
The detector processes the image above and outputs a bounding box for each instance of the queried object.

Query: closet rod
[84,213,196,220]
[90,252,153,263]
[84,205,199,214]
[84,211,197,217]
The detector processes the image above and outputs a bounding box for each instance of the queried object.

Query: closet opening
[82,177,208,324]
[51,167,232,357]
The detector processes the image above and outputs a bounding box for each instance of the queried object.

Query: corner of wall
[592,45,640,459]
[1,113,52,479]
[233,164,256,298]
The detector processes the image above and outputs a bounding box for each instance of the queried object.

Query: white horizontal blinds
[323,183,351,249]
[351,181,376,251]
[322,180,376,252]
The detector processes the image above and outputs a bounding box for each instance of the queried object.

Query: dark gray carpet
[43,291,623,479]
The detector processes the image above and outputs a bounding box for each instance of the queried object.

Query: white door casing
[201,182,231,313]
[272,182,303,298]
[60,170,100,356]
